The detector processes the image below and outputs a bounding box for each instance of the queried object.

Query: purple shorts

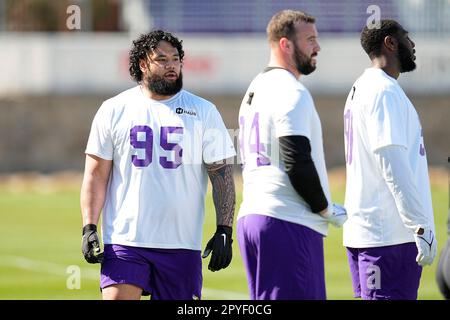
[237,214,326,300]
[100,244,202,300]
[346,242,422,300]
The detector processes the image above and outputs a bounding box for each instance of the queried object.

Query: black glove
[82,224,104,264]
[202,225,233,272]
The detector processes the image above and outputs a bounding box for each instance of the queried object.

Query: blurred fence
[0,34,449,95]
[0,93,448,172]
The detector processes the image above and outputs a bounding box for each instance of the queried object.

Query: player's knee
[102,283,143,300]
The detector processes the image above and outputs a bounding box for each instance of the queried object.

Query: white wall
[1,33,449,95]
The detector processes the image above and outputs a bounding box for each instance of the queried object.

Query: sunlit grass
[0,168,447,299]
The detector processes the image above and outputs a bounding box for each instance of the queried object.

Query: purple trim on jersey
[346,243,422,300]
[419,129,426,156]
[100,244,202,300]
[237,214,326,300]
[344,109,353,164]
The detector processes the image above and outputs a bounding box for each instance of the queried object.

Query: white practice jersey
[86,86,236,250]
[343,68,434,248]
[238,68,331,236]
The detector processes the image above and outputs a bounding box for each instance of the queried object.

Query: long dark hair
[129,30,185,83]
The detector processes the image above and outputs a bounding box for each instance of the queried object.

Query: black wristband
[82,224,97,235]
[216,225,232,236]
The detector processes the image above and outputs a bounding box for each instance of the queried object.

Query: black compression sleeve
[279,135,328,213]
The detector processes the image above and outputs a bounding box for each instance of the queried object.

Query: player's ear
[139,57,149,74]
[383,35,397,52]
[279,37,293,54]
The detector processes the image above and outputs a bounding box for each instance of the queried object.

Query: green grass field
[0,170,448,300]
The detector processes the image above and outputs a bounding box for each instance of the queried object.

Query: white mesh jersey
[237,68,331,236]
[85,86,236,250]
[343,68,434,248]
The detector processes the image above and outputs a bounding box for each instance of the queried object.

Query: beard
[398,41,416,73]
[293,43,317,75]
[144,71,183,96]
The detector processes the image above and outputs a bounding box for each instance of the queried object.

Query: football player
[237,10,346,300]
[80,30,236,300]
[343,20,437,300]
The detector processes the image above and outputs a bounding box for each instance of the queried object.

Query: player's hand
[320,203,347,227]
[202,225,233,272]
[82,224,104,264]
[414,227,437,266]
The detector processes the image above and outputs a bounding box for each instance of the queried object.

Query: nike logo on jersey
[419,129,425,156]
[419,144,425,156]
[176,107,197,117]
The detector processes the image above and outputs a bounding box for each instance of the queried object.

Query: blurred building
[0,0,449,95]
[1,0,449,34]
[0,0,448,171]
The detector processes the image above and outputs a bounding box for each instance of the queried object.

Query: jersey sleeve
[273,89,313,139]
[85,102,114,160]
[366,90,407,152]
[374,145,432,232]
[202,106,236,164]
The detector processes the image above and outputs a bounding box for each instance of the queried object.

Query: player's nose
[316,42,321,52]
[165,62,175,69]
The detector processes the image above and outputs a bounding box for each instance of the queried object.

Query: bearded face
[292,41,318,75]
[144,71,183,96]
[397,39,416,73]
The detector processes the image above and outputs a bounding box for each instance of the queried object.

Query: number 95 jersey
[85,86,236,250]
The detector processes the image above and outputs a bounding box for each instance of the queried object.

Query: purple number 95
[130,125,183,169]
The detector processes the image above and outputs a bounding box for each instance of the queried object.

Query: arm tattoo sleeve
[205,163,236,227]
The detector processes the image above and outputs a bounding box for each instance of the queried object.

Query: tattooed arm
[205,160,236,227]
[202,160,236,271]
